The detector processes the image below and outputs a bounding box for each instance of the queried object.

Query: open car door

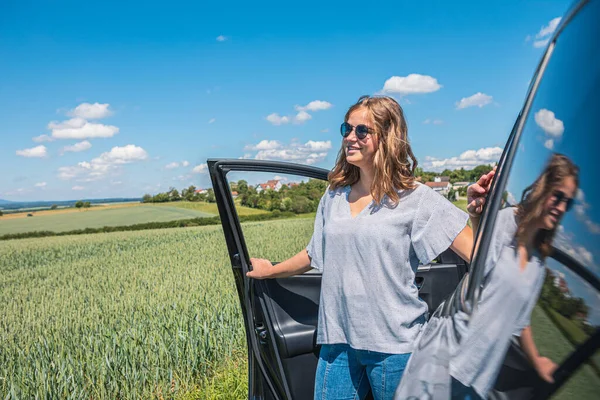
[209,159,468,399]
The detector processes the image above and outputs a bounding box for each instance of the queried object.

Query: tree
[206,189,216,203]
[0,210,3,217]
[75,201,84,210]
[184,185,197,202]
[168,187,181,201]
[50,204,58,210]
[237,180,249,195]
[142,194,152,203]
[83,202,91,209]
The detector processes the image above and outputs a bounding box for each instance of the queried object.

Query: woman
[450,153,579,399]
[249,95,473,400]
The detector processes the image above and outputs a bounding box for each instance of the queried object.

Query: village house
[452,181,470,190]
[425,176,452,195]
[195,188,208,194]
[255,179,283,193]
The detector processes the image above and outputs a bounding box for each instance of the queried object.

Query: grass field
[154,201,268,216]
[530,306,600,399]
[0,204,214,235]
[0,202,268,236]
[2,196,597,399]
[0,218,315,399]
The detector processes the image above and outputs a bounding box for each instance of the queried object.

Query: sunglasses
[340,122,372,140]
[551,190,574,211]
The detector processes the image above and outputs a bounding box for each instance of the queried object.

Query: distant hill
[0,199,14,205]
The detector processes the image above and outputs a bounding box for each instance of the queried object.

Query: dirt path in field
[1,203,142,220]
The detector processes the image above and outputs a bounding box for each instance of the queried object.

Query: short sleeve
[306,191,327,271]
[411,186,469,264]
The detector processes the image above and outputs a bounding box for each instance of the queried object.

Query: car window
[483,0,600,397]
[224,171,327,265]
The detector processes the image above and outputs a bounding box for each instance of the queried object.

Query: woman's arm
[247,249,312,279]
[519,325,557,383]
[450,225,474,262]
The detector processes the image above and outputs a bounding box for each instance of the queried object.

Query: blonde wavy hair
[329,95,418,205]
[517,153,579,259]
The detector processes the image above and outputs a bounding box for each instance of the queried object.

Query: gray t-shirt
[306,183,468,354]
[450,207,547,397]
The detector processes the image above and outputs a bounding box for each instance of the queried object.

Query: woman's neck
[354,165,375,195]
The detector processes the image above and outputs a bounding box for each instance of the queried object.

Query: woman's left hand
[535,356,558,383]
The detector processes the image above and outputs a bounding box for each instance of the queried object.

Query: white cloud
[49,117,119,139]
[165,162,180,169]
[424,119,443,125]
[273,175,288,182]
[381,74,442,95]
[534,108,564,137]
[245,140,282,151]
[321,129,329,133]
[208,118,216,124]
[61,140,92,154]
[35,182,47,188]
[554,228,596,270]
[295,100,333,112]
[305,140,332,151]
[246,139,332,165]
[110,181,122,185]
[537,17,561,39]
[544,139,554,150]
[421,146,503,172]
[533,39,550,48]
[16,145,47,158]
[216,35,227,42]
[72,186,85,191]
[58,144,148,181]
[455,92,493,109]
[574,189,600,234]
[182,160,190,167]
[266,113,290,125]
[294,110,312,124]
[32,134,54,143]
[68,102,112,119]
[528,17,561,48]
[192,164,208,174]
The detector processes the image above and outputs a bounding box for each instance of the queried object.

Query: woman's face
[344,108,378,169]
[540,176,577,230]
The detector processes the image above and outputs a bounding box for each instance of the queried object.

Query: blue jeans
[314,344,411,400]
[451,377,482,400]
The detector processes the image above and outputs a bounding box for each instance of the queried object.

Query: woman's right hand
[467,167,496,217]
[247,258,274,279]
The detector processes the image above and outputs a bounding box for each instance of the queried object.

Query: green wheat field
[1,213,598,399]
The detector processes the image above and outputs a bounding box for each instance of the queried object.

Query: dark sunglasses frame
[340,122,372,140]
[551,190,575,211]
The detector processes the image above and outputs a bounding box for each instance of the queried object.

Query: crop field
[153,201,268,216]
[0,202,268,236]
[1,200,596,399]
[0,218,314,399]
[530,306,600,399]
[0,204,215,235]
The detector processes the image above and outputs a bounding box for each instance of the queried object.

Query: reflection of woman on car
[450,153,579,399]
[248,95,473,400]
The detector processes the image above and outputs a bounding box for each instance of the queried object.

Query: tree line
[142,164,494,213]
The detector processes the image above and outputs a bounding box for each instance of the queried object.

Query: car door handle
[415,277,424,290]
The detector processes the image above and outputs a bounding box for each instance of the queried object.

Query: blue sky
[0,0,571,201]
